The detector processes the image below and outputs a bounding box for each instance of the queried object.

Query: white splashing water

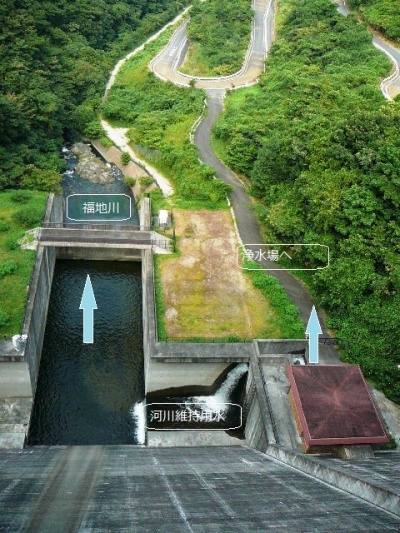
[189,363,248,413]
[130,400,146,444]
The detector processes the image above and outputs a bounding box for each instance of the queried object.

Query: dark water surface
[28,260,144,445]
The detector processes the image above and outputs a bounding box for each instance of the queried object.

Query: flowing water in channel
[28,260,144,445]
[61,146,140,225]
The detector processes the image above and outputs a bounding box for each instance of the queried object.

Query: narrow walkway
[101,120,174,196]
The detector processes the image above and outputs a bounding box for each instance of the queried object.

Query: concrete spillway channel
[0,193,264,448]
[0,195,172,447]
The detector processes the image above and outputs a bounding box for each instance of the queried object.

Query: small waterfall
[189,363,248,413]
[131,401,146,444]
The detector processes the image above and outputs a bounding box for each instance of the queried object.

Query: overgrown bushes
[12,207,44,228]
[181,0,252,76]
[0,260,18,278]
[348,0,400,43]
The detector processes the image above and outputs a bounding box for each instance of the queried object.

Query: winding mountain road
[149,0,274,89]
[148,0,341,362]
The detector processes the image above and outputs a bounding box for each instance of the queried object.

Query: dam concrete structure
[0,193,399,529]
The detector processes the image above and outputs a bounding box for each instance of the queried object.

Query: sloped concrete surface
[266,446,400,517]
[0,446,399,532]
[319,451,400,498]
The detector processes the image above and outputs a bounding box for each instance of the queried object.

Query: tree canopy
[348,0,400,43]
[0,0,189,191]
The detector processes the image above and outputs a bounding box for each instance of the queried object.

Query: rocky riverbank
[71,143,114,184]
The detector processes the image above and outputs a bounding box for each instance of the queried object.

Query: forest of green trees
[181,0,252,76]
[0,0,189,192]
[213,0,400,402]
[349,0,400,43]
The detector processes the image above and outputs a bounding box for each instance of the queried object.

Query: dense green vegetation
[103,32,231,209]
[349,0,400,43]
[0,0,189,192]
[0,191,47,335]
[244,260,304,339]
[181,0,252,76]
[213,0,400,402]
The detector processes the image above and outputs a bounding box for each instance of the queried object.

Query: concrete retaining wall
[244,362,268,452]
[142,249,155,393]
[21,244,56,394]
[57,247,142,261]
[20,195,59,393]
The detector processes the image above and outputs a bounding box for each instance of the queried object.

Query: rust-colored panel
[286,365,389,446]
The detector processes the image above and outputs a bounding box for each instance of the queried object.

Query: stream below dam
[28,147,144,445]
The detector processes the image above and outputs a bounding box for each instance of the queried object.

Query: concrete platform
[0,397,31,449]
[0,363,32,397]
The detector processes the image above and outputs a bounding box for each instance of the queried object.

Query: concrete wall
[142,249,154,393]
[20,195,59,393]
[21,245,56,394]
[49,194,63,223]
[146,360,230,393]
[57,247,142,261]
[244,362,269,452]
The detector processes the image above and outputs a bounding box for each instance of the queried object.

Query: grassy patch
[153,254,168,341]
[244,259,305,339]
[0,190,48,336]
[180,42,213,77]
[154,209,298,341]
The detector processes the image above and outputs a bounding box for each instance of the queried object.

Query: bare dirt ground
[158,209,281,339]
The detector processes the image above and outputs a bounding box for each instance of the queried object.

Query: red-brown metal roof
[286,365,389,446]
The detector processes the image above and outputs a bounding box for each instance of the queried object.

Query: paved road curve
[149,0,274,90]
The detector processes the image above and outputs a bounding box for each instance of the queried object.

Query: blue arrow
[306,305,322,364]
[79,275,97,344]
